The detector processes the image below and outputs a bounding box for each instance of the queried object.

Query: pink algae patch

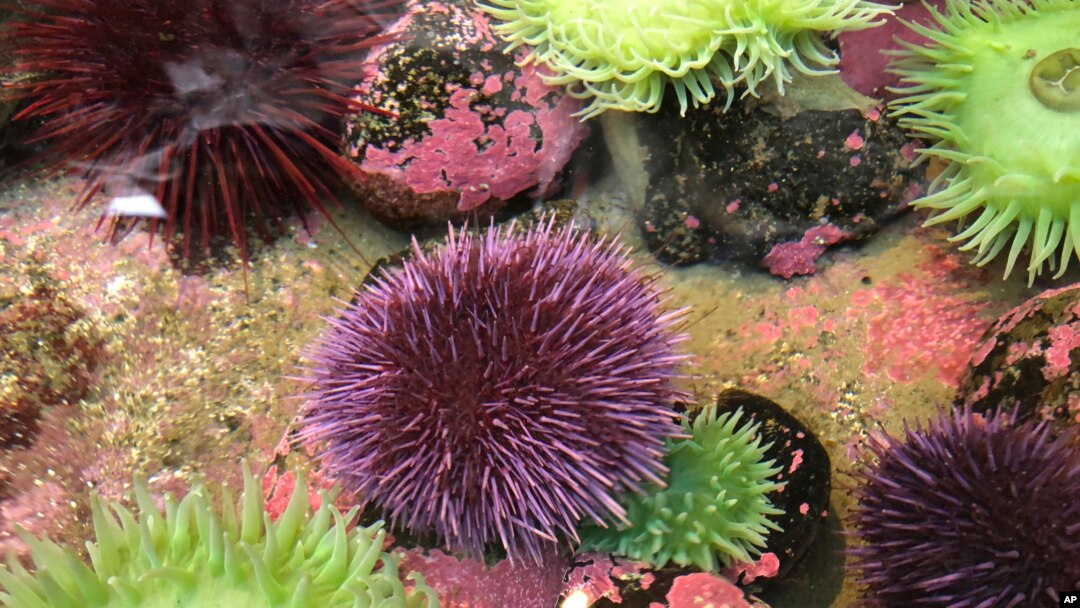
[851,272,991,386]
[723,553,780,586]
[398,548,567,608]
[359,67,586,210]
[666,573,750,608]
[788,448,804,474]
[1044,324,1080,380]
[762,224,850,278]
[845,130,865,151]
[562,553,622,605]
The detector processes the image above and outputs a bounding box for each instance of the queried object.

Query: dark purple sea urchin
[300,220,689,562]
[850,408,1080,608]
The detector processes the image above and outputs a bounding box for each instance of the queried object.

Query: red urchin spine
[1,0,401,262]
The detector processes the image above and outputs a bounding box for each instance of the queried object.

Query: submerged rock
[638,97,918,275]
[957,283,1080,435]
[344,0,588,229]
[713,390,831,583]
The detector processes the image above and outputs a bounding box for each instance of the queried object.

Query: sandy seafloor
[0,161,1050,606]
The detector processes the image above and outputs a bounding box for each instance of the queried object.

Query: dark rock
[638,96,918,276]
[714,389,831,583]
[343,0,588,230]
[956,283,1080,435]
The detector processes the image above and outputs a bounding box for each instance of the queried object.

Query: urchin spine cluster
[850,408,1080,607]
[0,464,437,608]
[301,219,689,563]
[889,0,1080,283]
[578,406,785,571]
[0,0,397,262]
[479,0,893,118]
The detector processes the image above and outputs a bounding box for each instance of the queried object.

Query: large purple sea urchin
[0,0,398,262]
[300,220,690,562]
[850,408,1080,607]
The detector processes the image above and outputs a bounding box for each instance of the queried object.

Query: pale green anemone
[577,407,785,571]
[0,465,438,608]
[478,0,894,118]
[890,0,1080,283]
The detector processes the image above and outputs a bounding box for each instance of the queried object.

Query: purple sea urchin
[889,0,1080,282]
[0,0,398,263]
[300,220,689,562]
[850,408,1080,607]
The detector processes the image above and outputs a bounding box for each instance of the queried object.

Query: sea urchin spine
[850,408,1080,607]
[300,219,690,563]
[0,0,400,262]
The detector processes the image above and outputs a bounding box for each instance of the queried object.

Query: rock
[344,0,588,230]
[956,283,1080,435]
[713,389,831,582]
[638,96,918,274]
[558,554,771,608]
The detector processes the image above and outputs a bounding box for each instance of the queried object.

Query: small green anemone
[0,465,438,608]
[577,407,784,571]
[478,0,894,118]
[890,0,1080,283]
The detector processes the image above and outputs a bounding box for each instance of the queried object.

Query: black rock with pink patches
[639,98,918,276]
[343,0,588,229]
[957,283,1080,435]
[713,389,830,583]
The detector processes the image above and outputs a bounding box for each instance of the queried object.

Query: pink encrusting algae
[762,224,851,279]
[851,255,992,386]
[397,548,567,608]
[347,1,587,212]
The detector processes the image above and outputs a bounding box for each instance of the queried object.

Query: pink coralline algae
[665,573,759,608]
[344,0,588,227]
[397,548,567,608]
[762,224,850,279]
[852,268,991,386]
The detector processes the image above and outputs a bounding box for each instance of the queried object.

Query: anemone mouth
[1029,48,1080,113]
[889,0,1080,283]
[479,0,893,119]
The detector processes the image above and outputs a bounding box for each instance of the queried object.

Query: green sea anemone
[890,0,1080,283]
[0,464,438,608]
[478,0,894,118]
[577,407,785,571]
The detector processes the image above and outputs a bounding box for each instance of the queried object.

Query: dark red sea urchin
[850,408,1080,608]
[0,0,399,262]
[300,220,690,563]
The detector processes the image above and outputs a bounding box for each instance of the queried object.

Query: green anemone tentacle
[0,465,439,608]
[577,407,785,572]
[889,0,1080,283]
[479,0,894,118]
